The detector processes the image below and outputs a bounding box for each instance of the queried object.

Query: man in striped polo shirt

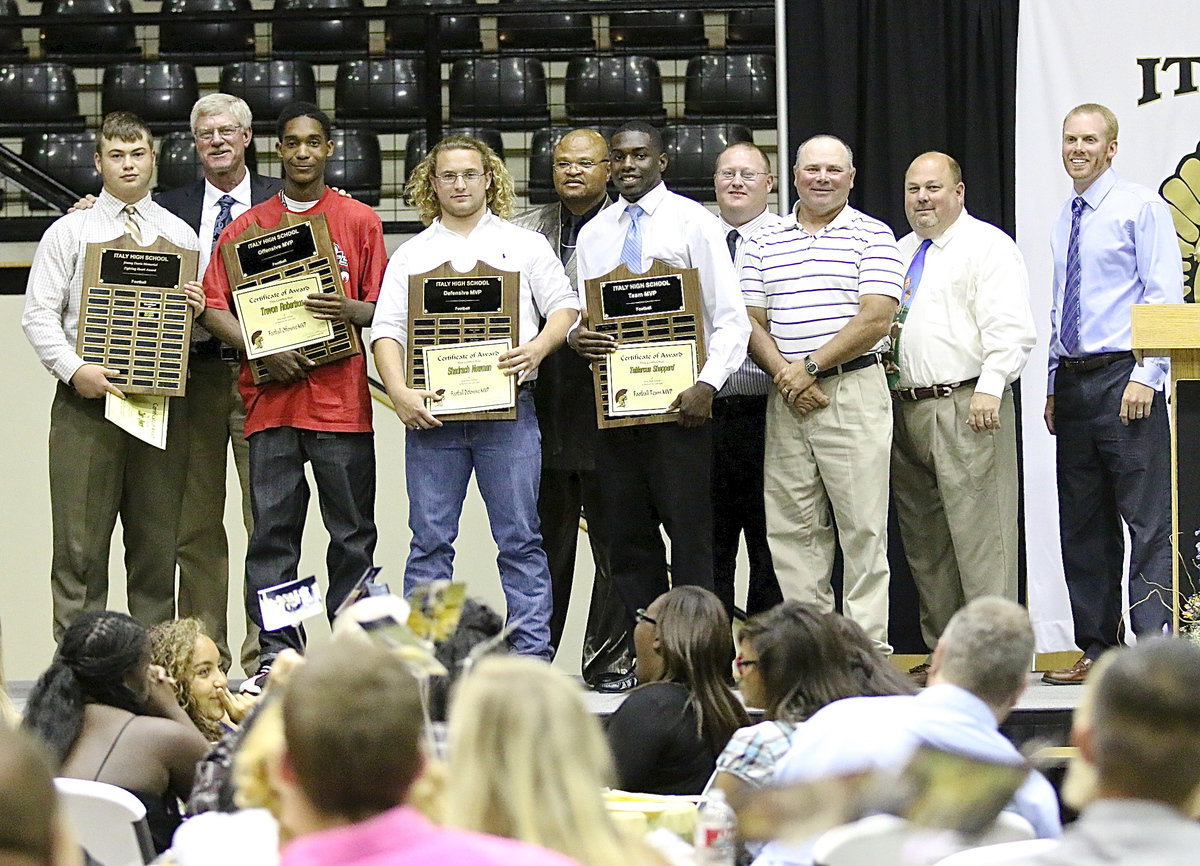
[741,134,904,650]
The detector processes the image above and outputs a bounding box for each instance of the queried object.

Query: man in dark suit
[511,128,633,690]
[159,94,281,672]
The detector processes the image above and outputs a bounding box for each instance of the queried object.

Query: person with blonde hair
[445,655,664,866]
[372,135,579,660]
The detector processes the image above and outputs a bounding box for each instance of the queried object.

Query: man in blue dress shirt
[1041,103,1184,685]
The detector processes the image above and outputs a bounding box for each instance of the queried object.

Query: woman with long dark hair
[23,611,209,853]
[605,586,749,795]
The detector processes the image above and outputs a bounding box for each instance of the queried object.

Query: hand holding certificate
[233,274,334,359]
[422,339,516,415]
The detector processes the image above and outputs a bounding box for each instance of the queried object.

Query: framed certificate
[423,338,516,415]
[232,274,333,359]
[77,234,198,397]
[220,213,362,385]
[407,262,520,422]
[584,259,706,429]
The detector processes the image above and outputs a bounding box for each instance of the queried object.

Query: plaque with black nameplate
[407,262,520,421]
[585,260,705,429]
[220,212,361,385]
[77,234,197,397]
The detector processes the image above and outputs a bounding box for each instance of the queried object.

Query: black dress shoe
[1042,656,1093,685]
[592,671,638,693]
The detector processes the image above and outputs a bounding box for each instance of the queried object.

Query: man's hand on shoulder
[1119,381,1155,426]
[66,194,97,214]
[262,351,315,384]
[669,382,715,427]
[70,364,125,399]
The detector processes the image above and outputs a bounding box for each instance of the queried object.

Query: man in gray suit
[159,94,281,672]
[511,128,631,689]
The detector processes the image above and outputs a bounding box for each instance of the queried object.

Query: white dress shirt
[895,211,1036,396]
[198,171,253,275]
[575,182,751,391]
[371,211,579,382]
[22,189,200,385]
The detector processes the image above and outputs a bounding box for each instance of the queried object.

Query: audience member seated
[714,604,915,802]
[0,723,83,866]
[445,655,668,866]
[271,642,578,866]
[988,638,1200,866]
[750,597,1061,866]
[606,586,749,795]
[829,614,921,697]
[22,611,209,854]
[150,618,255,742]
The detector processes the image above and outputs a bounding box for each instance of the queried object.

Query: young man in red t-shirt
[201,103,386,692]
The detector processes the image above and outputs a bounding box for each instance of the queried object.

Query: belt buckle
[934,384,953,398]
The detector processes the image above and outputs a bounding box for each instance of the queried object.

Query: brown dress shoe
[908,661,931,688]
[1042,656,1093,685]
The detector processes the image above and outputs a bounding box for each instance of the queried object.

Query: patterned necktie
[620,203,644,272]
[212,194,237,251]
[1060,196,1086,356]
[887,238,933,389]
[122,204,143,245]
[726,228,739,261]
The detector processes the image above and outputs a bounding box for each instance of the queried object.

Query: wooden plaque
[584,259,706,429]
[220,212,362,385]
[406,262,520,422]
[76,234,198,397]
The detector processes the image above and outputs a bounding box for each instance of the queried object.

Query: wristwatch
[804,355,820,376]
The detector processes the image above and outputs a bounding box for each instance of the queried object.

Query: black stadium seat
[726,8,775,50]
[0,62,85,134]
[157,129,260,191]
[335,58,426,133]
[404,127,503,184]
[565,55,665,126]
[526,124,616,205]
[160,0,255,63]
[684,53,777,129]
[40,0,140,62]
[385,0,480,56]
[496,0,593,55]
[449,57,549,131]
[220,60,318,126]
[101,62,200,135]
[608,11,707,58]
[272,0,369,61]
[0,0,28,59]
[22,132,99,203]
[325,129,381,205]
[661,122,754,202]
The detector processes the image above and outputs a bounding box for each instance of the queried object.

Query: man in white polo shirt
[741,134,904,649]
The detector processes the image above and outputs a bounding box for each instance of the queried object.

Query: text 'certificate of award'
[422,338,515,415]
[607,340,697,416]
[233,274,333,359]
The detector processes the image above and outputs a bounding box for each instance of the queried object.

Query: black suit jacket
[154,172,284,235]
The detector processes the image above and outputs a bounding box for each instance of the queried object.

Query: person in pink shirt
[273,643,578,866]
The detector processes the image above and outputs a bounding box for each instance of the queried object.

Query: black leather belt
[815,353,880,380]
[1058,351,1133,374]
[191,338,241,363]
[892,377,979,402]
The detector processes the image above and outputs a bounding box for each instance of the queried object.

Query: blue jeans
[404,389,552,658]
[245,426,377,662]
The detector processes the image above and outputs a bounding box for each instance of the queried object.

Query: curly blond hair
[405,134,516,224]
[148,617,225,742]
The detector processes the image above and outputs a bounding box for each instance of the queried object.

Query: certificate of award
[422,338,515,415]
[606,340,698,416]
[232,274,333,359]
[104,392,169,449]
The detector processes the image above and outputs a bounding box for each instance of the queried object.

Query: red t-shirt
[204,189,386,436]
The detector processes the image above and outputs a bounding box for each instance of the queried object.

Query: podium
[1131,304,1200,630]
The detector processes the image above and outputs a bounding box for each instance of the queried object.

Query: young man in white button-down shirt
[372,135,579,659]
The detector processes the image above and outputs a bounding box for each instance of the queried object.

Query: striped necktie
[1060,196,1086,356]
[620,204,644,272]
[122,204,143,245]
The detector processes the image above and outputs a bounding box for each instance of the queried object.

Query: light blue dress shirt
[1047,169,1184,394]
[751,684,1062,866]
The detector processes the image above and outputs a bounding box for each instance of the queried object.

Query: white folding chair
[812,812,1040,866]
[934,838,1060,865]
[54,778,154,866]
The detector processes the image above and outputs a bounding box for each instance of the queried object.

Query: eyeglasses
[435,170,488,186]
[715,169,770,182]
[734,655,760,674]
[553,159,609,172]
[195,125,243,143]
[635,608,657,626]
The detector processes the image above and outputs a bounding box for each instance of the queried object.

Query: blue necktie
[212,194,237,251]
[887,238,932,389]
[1060,196,1086,356]
[900,238,932,309]
[620,204,644,272]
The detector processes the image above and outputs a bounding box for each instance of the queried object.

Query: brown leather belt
[1058,351,1133,374]
[891,377,979,402]
[815,353,880,380]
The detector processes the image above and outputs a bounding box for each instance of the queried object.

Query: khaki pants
[891,385,1019,651]
[763,365,892,649]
